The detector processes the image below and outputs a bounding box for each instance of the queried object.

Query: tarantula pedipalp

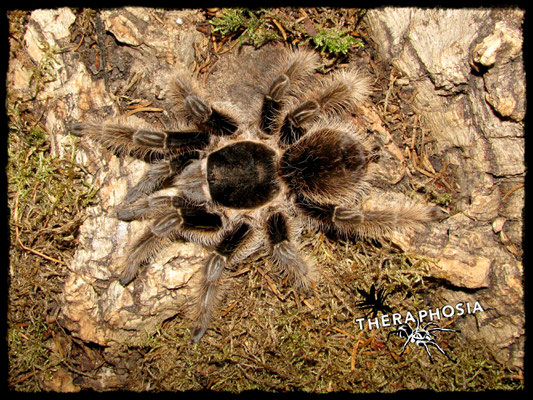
[71,47,440,342]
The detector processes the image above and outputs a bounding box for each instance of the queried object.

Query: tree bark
[9,7,524,368]
[365,8,524,366]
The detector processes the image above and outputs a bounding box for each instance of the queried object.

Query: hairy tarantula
[71,48,440,342]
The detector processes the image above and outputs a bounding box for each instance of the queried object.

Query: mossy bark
[365,8,524,367]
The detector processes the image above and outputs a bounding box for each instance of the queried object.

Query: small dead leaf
[303,18,317,37]
[43,367,80,392]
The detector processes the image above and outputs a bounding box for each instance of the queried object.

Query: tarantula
[71,47,440,342]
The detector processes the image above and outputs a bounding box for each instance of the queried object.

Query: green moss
[432,192,453,207]
[28,40,62,98]
[7,120,98,230]
[209,8,364,55]
[210,8,249,36]
[7,100,98,390]
[8,318,51,388]
[311,29,363,55]
[210,8,281,48]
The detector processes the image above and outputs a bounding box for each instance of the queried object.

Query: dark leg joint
[260,99,282,135]
[267,212,289,245]
[279,118,305,145]
[165,131,210,150]
[278,100,319,145]
[180,207,223,231]
[295,196,336,222]
[202,109,238,136]
[169,151,201,174]
[215,223,250,257]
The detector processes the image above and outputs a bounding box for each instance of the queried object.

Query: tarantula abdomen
[280,125,371,204]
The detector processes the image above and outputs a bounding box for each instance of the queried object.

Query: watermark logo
[354,301,484,331]
[354,284,392,318]
[387,318,460,363]
[352,284,485,363]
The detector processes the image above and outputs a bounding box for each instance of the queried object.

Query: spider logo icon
[354,283,393,319]
[387,318,460,363]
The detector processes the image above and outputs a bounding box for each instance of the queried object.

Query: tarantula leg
[123,151,200,204]
[119,204,225,285]
[118,194,223,232]
[295,196,442,238]
[119,230,158,285]
[179,207,223,231]
[137,129,210,152]
[190,253,226,343]
[116,195,175,221]
[260,75,290,135]
[175,203,226,246]
[150,211,183,237]
[259,49,321,135]
[203,109,239,136]
[278,100,320,145]
[266,212,314,294]
[70,122,210,157]
[191,223,252,342]
[194,103,238,137]
[170,75,238,136]
[277,68,372,145]
[119,211,182,285]
[184,95,239,136]
[294,197,335,223]
[124,161,172,204]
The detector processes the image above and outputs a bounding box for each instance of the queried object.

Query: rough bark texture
[9,7,524,368]
[13,8,209,346]
[366,8,524,366]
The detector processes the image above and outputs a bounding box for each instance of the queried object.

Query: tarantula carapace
[71,48,440,342]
